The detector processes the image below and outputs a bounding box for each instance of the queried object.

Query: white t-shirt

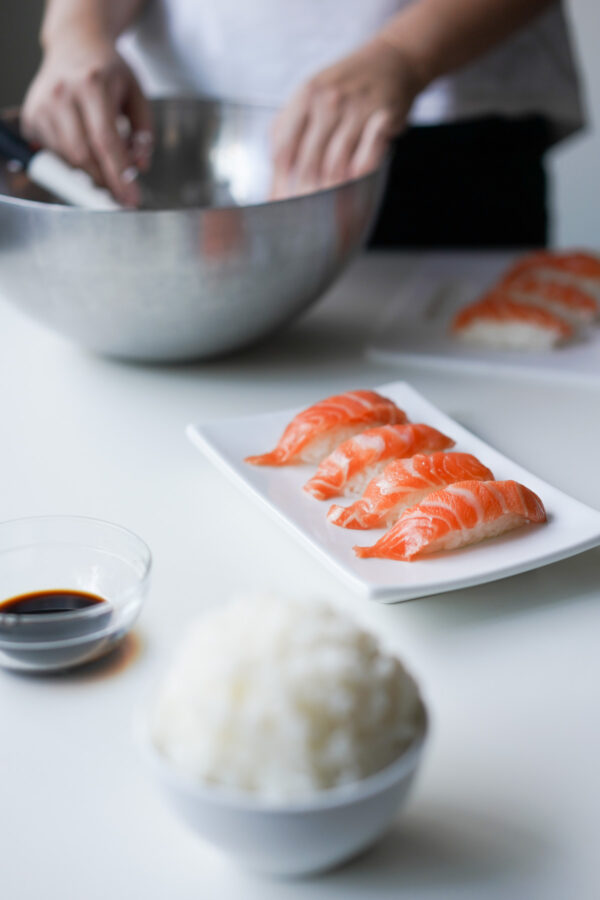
[119,0,584,138]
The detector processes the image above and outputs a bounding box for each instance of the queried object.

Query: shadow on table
[4,630,145,683]
[400,546,600,635]
[234,803,552,899]
[113,309,372,379]
[317,804,551,896]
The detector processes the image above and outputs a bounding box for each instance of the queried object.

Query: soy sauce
[0,589,106,616]
[0,589,114,671]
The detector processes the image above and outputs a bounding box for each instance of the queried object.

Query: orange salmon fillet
[502,273,598,323]
[452,293,573,341]
[303,424,454,500]
[328,452,493,529]
[354,479,546,561]
[245,390,406,466]
[505,250,600,284]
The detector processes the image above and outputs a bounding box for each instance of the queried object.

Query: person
[22,0,584,246]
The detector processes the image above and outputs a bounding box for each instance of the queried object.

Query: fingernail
[121,166,139,185]
[133,146,152,168]
[131,132,154,171]
[132,130,154,147]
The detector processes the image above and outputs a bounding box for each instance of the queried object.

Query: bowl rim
[0,513,152,633]
[136,698,428,815]
[0,98,385,215]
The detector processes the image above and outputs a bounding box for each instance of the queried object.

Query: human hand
[271,36,422,196]
[22,37,152,206]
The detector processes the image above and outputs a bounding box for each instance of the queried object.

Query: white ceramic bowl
[138,704,427,877]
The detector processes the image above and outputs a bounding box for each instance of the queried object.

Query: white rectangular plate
[367,263,600,387]
[187,382,600,603]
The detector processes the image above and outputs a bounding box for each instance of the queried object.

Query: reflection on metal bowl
[0,98,385,361]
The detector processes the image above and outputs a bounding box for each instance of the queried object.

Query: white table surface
[1,252,599,900]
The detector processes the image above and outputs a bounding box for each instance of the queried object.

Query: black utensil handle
[0,120,35,166]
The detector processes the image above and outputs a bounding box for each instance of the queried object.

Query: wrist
[41,14,115,56]
[376,4,444,96]
[372,31,431,101]
[42,27,115,62]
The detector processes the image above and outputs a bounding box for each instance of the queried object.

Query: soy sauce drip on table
[0,589,106,615]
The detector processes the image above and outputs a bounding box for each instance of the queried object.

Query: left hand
[271,36,422,196]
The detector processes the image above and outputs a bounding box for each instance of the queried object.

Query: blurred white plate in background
[367,262,600,387]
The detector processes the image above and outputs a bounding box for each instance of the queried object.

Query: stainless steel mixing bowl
[0,98,385,361]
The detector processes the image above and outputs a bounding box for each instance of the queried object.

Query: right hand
[271,35,421,197]
[22,38,152,205]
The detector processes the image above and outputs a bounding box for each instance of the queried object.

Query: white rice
[457,319,562,350]
[151,594,423,802]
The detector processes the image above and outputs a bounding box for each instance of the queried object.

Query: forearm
[41,0,148,50]
[380,0,556,91]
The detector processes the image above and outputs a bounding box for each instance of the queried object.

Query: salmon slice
[505,250,600,283]
[504,251,600,304]
[503,273,598,324]
[354,480,546,561]
[245,390,406,466]
[303,424,455,500]
[452,293,573,350]
[328,452,493,529]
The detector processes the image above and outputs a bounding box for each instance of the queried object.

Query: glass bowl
[0,516,151,673]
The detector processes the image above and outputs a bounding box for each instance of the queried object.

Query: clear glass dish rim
[0,514,152,629]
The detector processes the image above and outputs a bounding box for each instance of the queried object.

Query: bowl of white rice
[139,594,427,876]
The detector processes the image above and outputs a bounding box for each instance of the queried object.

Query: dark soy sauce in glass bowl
[0,515,151,673]
[2,589,106,616]
[0,588,114,670]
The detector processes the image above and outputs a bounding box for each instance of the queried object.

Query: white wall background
[549,0,600,245]
[1,0,598,247]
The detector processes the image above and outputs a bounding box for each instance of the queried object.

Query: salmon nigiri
[354,480,546,561]
[503,273,598,324]
[504,250,600,301]
[245,390,406,466]
[303,424,454,500]
[328,452,493,529]
[452,292,573,350]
